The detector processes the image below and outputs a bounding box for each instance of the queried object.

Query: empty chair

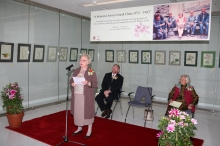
[124,86,155,127]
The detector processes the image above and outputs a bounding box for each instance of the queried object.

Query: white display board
[90,0,212,41]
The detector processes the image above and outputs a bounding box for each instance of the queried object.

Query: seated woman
[176,13,186,39]
[165,74,199,116]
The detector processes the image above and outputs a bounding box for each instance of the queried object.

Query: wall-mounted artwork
[80,48,87,55]
[59,47,68,62]
[184,51,198,67]
[105,50,114,62]
[155,50,166,65]
[117,50,126,63]
[47,46,58,62]
[70,48,78,62]
[0,42,14,62]
[33,45,45,62]
[17,43,31,62]
[88,49,95,61]
[129,50,138,63]
[141,50,152,64]
[201,51,215,68]
[169,51,181,66]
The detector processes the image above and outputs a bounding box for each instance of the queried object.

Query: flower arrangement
[113,76,118,80]
[88,68,94,75]
[157,108,197,146]
[0,82,24,114]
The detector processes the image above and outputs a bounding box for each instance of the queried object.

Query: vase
[6,112,24,128]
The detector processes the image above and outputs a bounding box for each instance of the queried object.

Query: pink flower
[19,95,22,99]
[156,131,163,137]
[169,120,176,125]
[168,108,180,116]
[10,90,17,95]
[191,118,197,124]
[9,94,14,99]
[167,124,175,133]
[180,115,186,120]
[178,121,184,127]
[11,84,15,87]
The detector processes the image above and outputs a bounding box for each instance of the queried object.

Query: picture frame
[201,51,216,68]
[105,50,114,62]
[69,48,78,62]
[129,50,139,63]
[88,49,95,61]
[169,51,181,66]
[33,45,45,62]
[184,51,198,67]
[117,50,126,63]
[47,46,58,62]
[0,42,14,62]
[17,43,31,62]
[80,48,87,55]
[155,50,166,65]
[59,47,68,62]
[141,50,152,64]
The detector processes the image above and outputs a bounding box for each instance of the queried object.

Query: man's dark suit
[95,72,124,111]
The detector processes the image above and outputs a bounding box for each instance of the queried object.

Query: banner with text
[90,0,211,41]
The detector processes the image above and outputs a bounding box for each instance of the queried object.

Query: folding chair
[95,91,123,120]
[124,86,155,127]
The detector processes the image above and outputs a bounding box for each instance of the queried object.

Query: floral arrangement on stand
[0,82,24,114]
[157,108,197,146]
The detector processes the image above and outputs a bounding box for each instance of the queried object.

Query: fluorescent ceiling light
[82,0,133,7]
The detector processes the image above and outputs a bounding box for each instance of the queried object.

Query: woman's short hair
[80,54,92,64]
[113,64,120,70]
[180,74,190,84]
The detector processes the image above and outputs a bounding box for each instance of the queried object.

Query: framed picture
[17,43,31,62]
[69,48,78,62]
[201,51,216,68]
[169,51,181,66]
[80,48,87,55]
[33,45,45,62]
[59,47,68,62]
[129,50,139,63]
[88,49,95,61]
[155,50,166,65]
[117,50,126,63]
[105,50,114,62]
[141,50,152,64]
[47,46,58,62]
[184,51,198,67]
[0,42,14,62]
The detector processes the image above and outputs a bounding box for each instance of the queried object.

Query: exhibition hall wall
[0,0,220,113]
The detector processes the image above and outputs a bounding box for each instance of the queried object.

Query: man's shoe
[101,110,107,117]
[105,109,112,119]
[191,34,195,37]
[72,130,82,135]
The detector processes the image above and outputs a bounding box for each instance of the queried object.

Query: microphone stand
[56,66,86,146]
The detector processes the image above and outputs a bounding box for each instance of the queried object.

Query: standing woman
[70,54,97,138]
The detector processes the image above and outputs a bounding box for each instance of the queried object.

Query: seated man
[176,13,186,39]
[166,12,176,34]
[165,74,199,116]
[153,14,166,40]
[186,11,197,37]
[95,64,123,119]
[197,8,209,38]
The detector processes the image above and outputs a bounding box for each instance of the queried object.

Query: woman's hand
[71,83,77,87]
[188,104,193,109]
[169,99,173,103]
[82,80,88,85]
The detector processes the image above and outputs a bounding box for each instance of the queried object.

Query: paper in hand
[169,101,182,108]
[72,77,85,85]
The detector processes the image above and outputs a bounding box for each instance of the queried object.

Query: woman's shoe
[72,130,82,135]
[85,133,92,139]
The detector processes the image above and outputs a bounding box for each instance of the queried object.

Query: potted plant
[0,82,24,128]
[157,108,197,146]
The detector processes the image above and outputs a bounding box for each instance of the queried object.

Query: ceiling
[29,0,220,18]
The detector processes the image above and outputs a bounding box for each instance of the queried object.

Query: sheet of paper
[72,77,85,85]
[169,101,182,108]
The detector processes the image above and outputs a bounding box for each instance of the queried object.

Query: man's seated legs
[95,92,116,118]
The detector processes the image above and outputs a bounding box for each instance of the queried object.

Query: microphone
[66,64,74,70]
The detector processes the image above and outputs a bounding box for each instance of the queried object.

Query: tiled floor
[0,99,219,146]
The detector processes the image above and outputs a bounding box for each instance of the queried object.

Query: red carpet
[6,110,204,146]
